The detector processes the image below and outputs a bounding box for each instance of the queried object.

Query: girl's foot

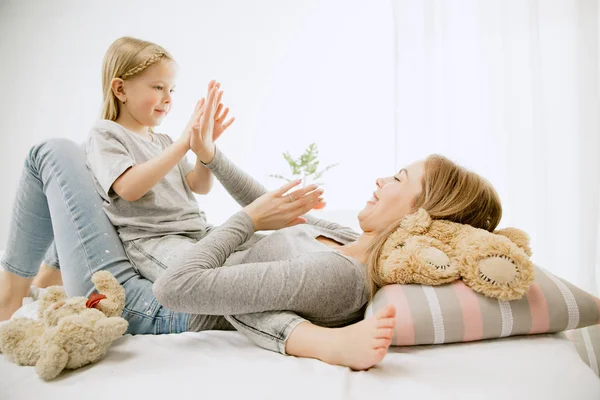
[32,263,63,288]
[0,270,34,322]
[0,295,26,322]
[324,304,397,370]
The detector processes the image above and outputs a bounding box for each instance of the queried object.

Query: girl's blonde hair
[101,37,174,121]
[366,154,502,296]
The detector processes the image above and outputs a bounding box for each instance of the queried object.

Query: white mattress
[1,251,599,399]
[1,328,599,400]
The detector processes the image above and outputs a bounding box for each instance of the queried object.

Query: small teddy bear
[0,270,128,380]
[376,208,535,301]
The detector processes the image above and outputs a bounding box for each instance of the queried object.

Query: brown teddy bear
[0,270,128,380]
[376,208,535,301]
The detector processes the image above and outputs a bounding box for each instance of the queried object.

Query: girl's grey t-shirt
[85,119,210,242]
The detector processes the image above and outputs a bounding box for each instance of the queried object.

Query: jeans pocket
[122,241,142,275]
[123,239,170,281]
[120,275,190,335]
[122,299,162,335]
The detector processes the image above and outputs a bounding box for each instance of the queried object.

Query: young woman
[0,37,501,371]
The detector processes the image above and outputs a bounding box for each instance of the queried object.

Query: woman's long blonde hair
[101,37,174,121]
[366,154,502,296]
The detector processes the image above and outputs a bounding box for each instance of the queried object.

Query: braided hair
[119,52,165,79]
[101,37,173,122]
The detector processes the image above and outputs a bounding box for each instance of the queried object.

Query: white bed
[1,252,600,400]
[1,321,599,399]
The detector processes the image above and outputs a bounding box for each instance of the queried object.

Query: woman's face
[121,59,177,127]
[357,161,425,233]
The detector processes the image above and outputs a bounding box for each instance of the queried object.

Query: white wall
[0,0,395,244]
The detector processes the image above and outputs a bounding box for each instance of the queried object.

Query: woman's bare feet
[324,304,396,370]
[285,304,397,370]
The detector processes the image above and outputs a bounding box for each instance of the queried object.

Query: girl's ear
[111,78,126,103]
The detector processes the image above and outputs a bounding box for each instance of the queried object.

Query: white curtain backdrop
[391,0,600,294]
[0,0,597,295]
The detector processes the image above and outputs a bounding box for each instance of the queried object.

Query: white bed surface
[1,250,599,399]
[1,329,599,400]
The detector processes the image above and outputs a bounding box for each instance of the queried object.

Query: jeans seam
[123,306,151,318]
[0,259,38,278]
[36,149,95,280]
[278,318,298,338]
[129,240,169,271]
[228,315,282,342]
[279,318,306,355]
[122,244,141,275]
[155,315,162,334]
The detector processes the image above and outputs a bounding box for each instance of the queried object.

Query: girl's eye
[170,89,175,93]
[155,86,163,90]
[394,176,401,182]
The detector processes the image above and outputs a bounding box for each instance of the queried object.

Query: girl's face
[357,161,425,233]
[120,59,177,127]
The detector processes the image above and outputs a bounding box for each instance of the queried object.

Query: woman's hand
[243,180,326,231]
[212,91,235,141]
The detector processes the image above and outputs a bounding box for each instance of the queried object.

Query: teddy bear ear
[494,228,532,256]
[399,208,432,234]
[91,271,126,317]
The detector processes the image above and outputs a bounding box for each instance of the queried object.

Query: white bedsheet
[1,329,599,400]
[1,252,599,399]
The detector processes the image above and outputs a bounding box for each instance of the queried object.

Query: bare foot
[0,270,34,322]
[0,296,25,322]
[325,304,397,370]
[32,263,63,288]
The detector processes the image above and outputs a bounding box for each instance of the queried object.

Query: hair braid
[120,52,165,79]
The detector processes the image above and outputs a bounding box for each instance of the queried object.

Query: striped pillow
[365,266,600,346]
[566,325,600,377]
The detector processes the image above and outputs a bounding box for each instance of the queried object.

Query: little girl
[0,36,397,371]
[86,36,235,282]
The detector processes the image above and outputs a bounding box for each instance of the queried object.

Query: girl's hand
[243,180,326,231]
[190,80,221,163]
[177,97,206,151]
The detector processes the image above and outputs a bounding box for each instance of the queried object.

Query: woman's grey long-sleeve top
[152,146,370,328]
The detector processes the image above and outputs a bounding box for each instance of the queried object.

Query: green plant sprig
[269,143,339,186]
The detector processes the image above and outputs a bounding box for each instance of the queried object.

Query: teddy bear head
[377,208,535,301]
[36,286,84,326]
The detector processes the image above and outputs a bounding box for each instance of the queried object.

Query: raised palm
[190,80,235,161]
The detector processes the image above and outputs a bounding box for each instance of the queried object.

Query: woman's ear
[111,78,127,103]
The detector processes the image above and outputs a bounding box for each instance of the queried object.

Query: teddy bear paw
[421,247,452,271]
[478,255,519,286]
[464,254,535,301]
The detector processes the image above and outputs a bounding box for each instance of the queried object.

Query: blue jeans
[0,138,304,353]
[0,138,189,334]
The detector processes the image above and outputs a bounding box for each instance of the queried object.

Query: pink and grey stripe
[365,266,600,346]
